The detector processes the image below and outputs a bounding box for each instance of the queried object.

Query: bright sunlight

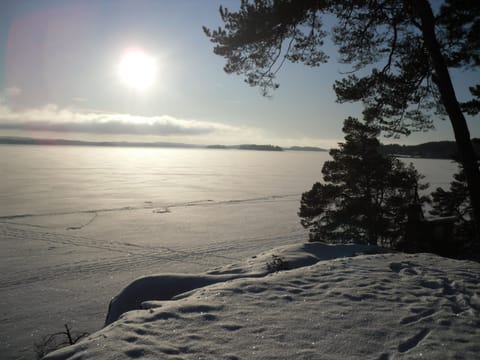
[117,49,157,90]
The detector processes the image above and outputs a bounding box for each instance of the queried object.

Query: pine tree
[299,117,426,247]
[430,163,475,241]
[204,0,480,241]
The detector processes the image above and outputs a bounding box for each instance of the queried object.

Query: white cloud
[0,104,240,136]
[0,104,341,147]
[4,87,22,97]
[72,97,88,103]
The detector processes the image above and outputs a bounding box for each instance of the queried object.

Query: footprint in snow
[398,328,431,353]
[389,261,419,276]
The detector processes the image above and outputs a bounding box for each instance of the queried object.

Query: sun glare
[118,49,157,90]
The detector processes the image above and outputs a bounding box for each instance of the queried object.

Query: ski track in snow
[0,194,297,222]
[0,195,306,360]
[0,224,302,290]
[3,194,479,359]
[0,194,301,290]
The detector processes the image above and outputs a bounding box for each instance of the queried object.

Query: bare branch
[382,20,398,74]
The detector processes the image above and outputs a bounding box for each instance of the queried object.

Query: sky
[0,0,478,148]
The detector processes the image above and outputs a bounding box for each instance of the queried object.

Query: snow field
[45,244,480,359]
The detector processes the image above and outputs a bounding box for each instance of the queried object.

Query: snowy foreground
[44,243,480,360]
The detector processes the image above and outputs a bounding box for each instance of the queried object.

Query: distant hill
[0,137,290,152]
[0,137,310,152]
[206,144,327,152]
[2,136,478,158]
[0,136,201,149]
[206,145,228,149]
[380,139,480,160]
[238,144,283,151]
[288,146,326,152]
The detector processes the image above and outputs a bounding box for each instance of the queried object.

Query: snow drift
[44,243,480,359]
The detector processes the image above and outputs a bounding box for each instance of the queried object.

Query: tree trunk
[413,0,480,243]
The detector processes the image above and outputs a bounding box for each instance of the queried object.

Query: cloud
[0,104,239,136]
[72,97,88,103]
[0,104,341,147]
[4,87,22,97]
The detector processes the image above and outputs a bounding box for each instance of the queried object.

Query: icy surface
[45,244,480,360]
[1,147,329,360]
[0,199,307,360]
[0,146,460,359]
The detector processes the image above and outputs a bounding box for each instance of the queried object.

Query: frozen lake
[0,145,458,360]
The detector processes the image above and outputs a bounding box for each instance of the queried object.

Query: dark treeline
[238,144,283,151]
[381,139,480,160]
[0,136,200,149]
[2,136,478,159]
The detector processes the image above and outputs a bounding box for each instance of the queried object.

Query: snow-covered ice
[0,198,307,360]
[0,146,466,359]
[44,243,480,360]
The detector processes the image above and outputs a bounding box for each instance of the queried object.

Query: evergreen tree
[430,163,475,241]
[204,0,480,241]
[299,117,426,247]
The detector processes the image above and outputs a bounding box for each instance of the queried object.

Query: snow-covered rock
[44,244,480,359]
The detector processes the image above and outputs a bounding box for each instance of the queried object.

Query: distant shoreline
[1,136,478,158]
[0,137,326,152]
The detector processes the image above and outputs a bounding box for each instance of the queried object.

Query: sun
[117,49,157,90]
